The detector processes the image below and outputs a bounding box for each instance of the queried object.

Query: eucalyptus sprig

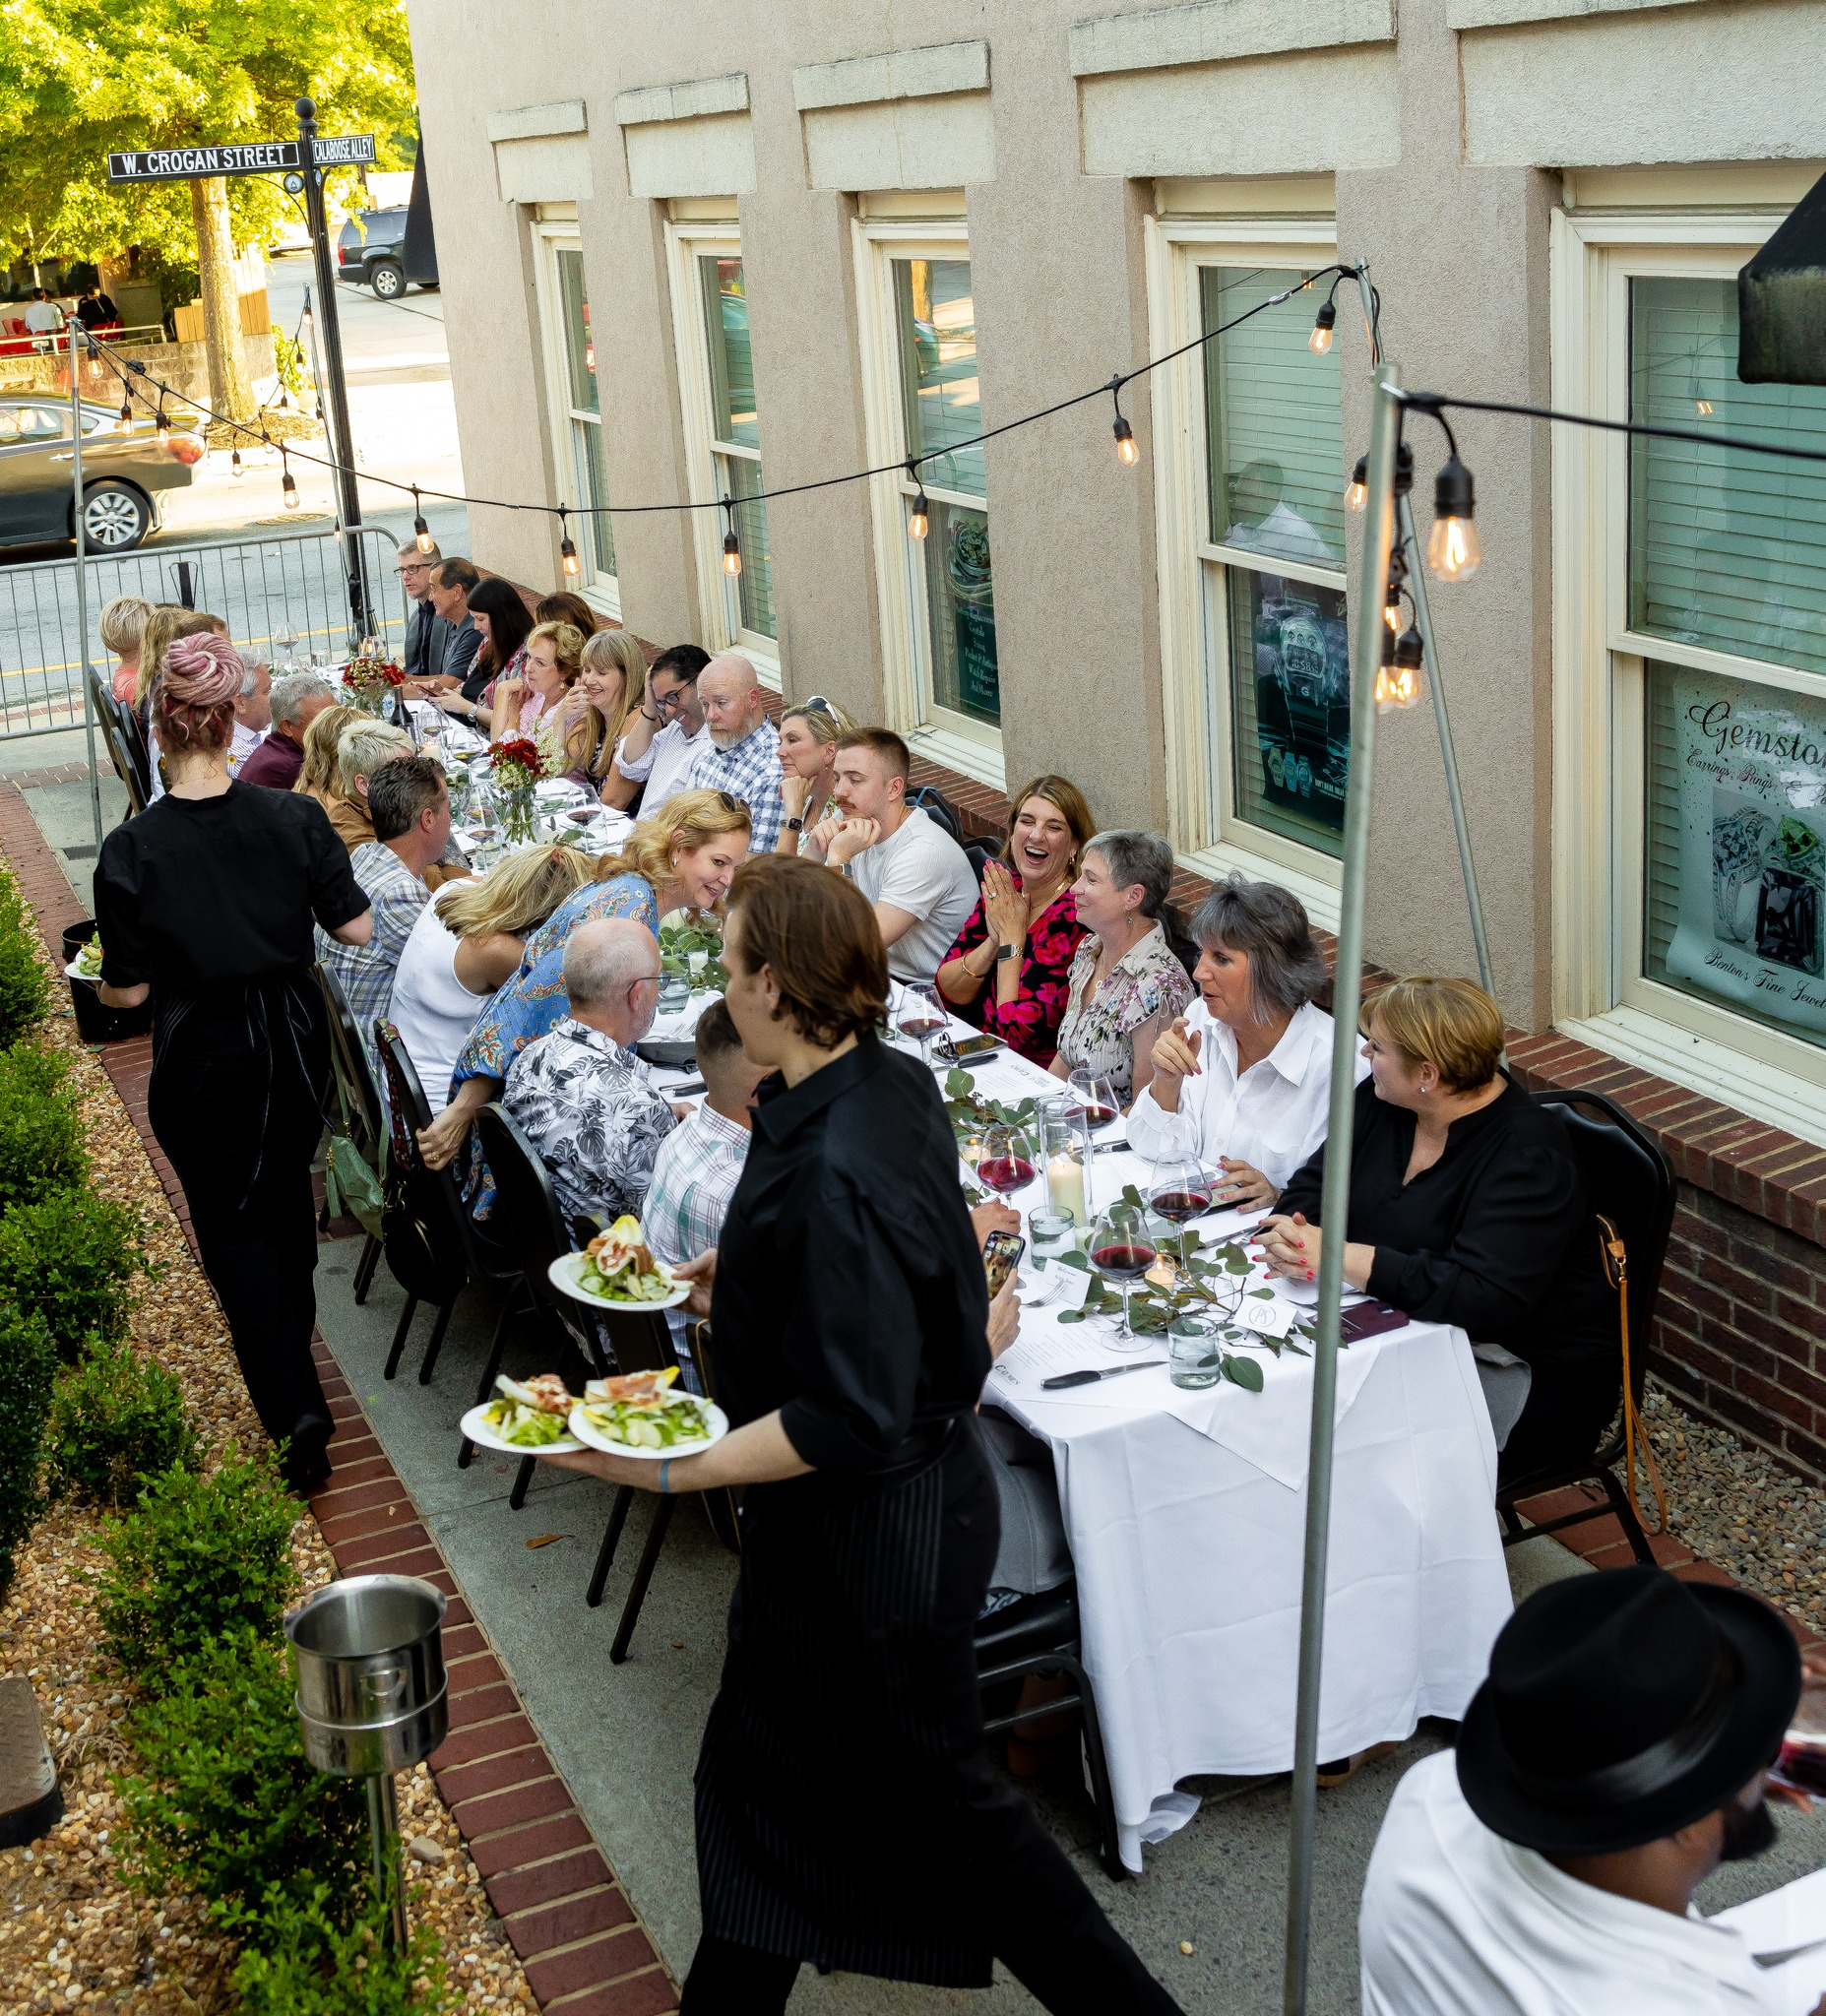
[942,1066,1039,1148]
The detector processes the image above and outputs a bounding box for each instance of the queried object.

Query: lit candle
[1046,1152,1086,1229]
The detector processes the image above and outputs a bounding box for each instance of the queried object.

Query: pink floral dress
[941,874,1086,1066]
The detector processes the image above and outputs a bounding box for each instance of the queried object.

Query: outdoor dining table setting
[883,982,1516,1871]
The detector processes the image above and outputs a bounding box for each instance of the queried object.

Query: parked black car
[337,208,435,299]
[0,396,202,553]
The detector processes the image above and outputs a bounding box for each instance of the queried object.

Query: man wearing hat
[1360,1566,1813,2014]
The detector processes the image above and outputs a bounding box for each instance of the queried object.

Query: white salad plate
[567,1399,728,1461]
[458,1403,584,1456]
[546,1252,693,1310]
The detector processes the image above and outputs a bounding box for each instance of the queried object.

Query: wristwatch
[994,942,1020,962]
[786,815,804,832]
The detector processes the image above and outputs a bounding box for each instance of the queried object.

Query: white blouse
[1125,996,1368,1192]
[388,884,491,1113]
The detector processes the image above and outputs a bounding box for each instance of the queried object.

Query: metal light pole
[299,284,348,549]
[294,96,371,642]
[66,318,103,849]
[1282,363,1402,2016]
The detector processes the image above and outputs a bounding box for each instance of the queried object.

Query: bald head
[563,918,661,1047]
[699,652,765,750]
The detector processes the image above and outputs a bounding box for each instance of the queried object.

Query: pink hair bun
[162,631,244,709]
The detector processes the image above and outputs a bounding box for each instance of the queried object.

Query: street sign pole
[294,98,371,643]
[66,319,103,849]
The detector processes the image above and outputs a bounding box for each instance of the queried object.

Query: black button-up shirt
[712,1035,990,1472]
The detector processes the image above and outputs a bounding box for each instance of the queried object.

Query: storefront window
[893,256,997,727]
[553,247,613,580]
[1202,266,1348,855]
[699,255,774,641]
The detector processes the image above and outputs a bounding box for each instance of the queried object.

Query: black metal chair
[684,1320,743,1557]
[317,963,386,1303]
[975,1582,1124,1882]
[963,840,997,886]
[85,667,145,817]
[373,1023,522,1388]
[117,700,155,810]
[1495,1088,1677,1568]
[471,1103,612,1509]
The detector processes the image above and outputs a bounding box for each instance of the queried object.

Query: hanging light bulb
[155,408,170,447]
[584,340,596,375]
[1112,415,1138,466]
[1427,456,1481,582]
[723,530,742,576]
[281,449,299,509]
[559,508,580,577]
[908,486,929,540]
[1380,624,1425,711]
[1308,300,1336,355]
[278,385,290,410]
[1345,456,1367,514]
[118,392,133,427]
[412,486,433,553]
[230,448,243,478]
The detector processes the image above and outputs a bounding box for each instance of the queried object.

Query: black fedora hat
[1457,1566,1800,1856]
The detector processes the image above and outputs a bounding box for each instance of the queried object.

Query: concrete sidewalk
[315,1235,1615,2015]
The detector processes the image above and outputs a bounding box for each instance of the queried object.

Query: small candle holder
[1038,1094,1091,1230]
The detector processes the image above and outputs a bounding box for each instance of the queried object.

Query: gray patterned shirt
[502,1016,677,1233]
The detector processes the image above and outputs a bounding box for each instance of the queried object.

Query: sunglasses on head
[716,790,749,818]
[803,694,834,716]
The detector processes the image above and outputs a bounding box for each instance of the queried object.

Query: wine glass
[897,981,948,1069]
[1149,1153,1215,1271]
[1068,1067,1122,1136]
[272,623,298,674]
[1089,1201,1159,1349]
[977,1122,1039,1204]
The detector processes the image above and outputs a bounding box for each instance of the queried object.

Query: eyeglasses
[716,790,749,818]
[803,694,834,716]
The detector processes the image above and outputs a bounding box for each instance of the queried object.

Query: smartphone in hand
[982,1229,1026,1299]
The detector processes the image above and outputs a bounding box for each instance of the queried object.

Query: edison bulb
[1427,514,1481,582]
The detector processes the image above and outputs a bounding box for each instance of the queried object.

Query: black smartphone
[942,1032,1002,1063]
[982,1229,1025,1298]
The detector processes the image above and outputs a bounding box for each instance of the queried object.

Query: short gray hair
[1084,830,1175,921]
[336,721,413,795]
[270,670,336,728]
[564,918,660,1010]
[1189,873,1327,1024]
[398,537,441,563]
[238,657,270,699]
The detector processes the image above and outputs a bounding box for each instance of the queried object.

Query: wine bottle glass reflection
[1149,1154,1214,1269]
[977,1122,1038,1201]
[897,982,948,1068]
[1090,1202,1158,1348]
[1067,1068,1121,1134]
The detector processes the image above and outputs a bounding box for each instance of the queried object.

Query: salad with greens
[576,1368,715,1451]
[72,936,104,980]
[479,1373,578,1447]
[577,1216,677,1302]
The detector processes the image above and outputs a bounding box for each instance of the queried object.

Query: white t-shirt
[1126,997,1369,1192]
[614,719,708,815]
[388,884,490,1113]
[1360,1752,1770,2016]
[847,805,979,984]
[24,300,62,334]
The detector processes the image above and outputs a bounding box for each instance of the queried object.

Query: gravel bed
[0,953,536,2012]
[1642,1381,1826,1638]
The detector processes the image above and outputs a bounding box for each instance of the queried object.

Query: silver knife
[1042,1360,1165,1389]
[1090,1138,1130,1156]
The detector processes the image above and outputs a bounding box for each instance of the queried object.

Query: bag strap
[1598,1214,1668,1537]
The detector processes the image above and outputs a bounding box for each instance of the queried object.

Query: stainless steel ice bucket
[285,1574,448,1777]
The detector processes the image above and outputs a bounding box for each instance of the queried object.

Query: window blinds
[1202,267,1346,571]
[1630,277,1826,679]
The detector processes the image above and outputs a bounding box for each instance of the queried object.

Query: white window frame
[531,219,618,618]
[663,217,780,685]
[1551,204,1826,1145]
[1143,215,1346,930]
[851,215,1004,791]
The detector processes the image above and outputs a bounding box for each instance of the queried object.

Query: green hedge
[0,1307,58,1600]
[232,1887,449,2016]
[46,1339,197,1508]
[0,1191,149,1361]
[0,1043,85,1209]
[0,868,49,1048]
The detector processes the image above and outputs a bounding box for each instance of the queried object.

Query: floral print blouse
[941,875,1086,1066]
[1052,919,1194,1106]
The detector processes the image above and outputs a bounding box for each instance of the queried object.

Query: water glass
[658,970,691,1015]
[1028,1207,1076,1260]
[1168,1317,1223,1390]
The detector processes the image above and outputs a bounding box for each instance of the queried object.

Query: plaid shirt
[317,842,427,1083]
[644,1102,751,1376]
[687,718,784,852]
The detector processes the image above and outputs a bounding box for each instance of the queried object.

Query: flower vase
[498,780,538,845]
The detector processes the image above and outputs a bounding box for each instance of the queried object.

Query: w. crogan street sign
[105,135,375,183]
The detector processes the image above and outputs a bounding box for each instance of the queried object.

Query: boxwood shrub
[0,1307,58,1599]
[0,871,48,1048]
[46,1339,197,1508]
[0,1190,149,1360]
[0,1043,85,1209]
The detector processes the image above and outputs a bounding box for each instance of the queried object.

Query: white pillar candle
[1046,1152,1086,1228]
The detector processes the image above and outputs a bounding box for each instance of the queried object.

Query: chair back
[1533,1088,1676,1405]
[905,783,962,843]
[318,960,384,1158]
[594,1304,679,1378]
[473,1102,605,1368]
[117,701,154,809]
[373,1021,472,1301]
[963,840,996,886]
[85,666,144,817]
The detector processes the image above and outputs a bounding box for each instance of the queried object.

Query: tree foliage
[0,1,419,273]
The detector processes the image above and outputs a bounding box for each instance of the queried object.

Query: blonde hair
[596,788,751,897]
[780,694,858,746]
[527,621,585,685]
[579,629,646,767]
[294,704,362,796]
[135,606,220,709]
[336,721,415,797]
[99,595,154,660]
[1362,976,1506,1093]
[436,844,592,940]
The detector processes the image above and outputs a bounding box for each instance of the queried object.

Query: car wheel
[369,260,406,300]
[78,480,152,552]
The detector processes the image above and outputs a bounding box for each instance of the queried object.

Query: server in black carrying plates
[538,853,1182,2014]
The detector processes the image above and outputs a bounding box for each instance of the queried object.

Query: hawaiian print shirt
[502,1016,677,1234]
[1053,919,1194,1106]
[941,875,1086,1067]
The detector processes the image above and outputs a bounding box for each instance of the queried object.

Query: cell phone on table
[942,1032,1002,1063]
[982,1229,1025,1299]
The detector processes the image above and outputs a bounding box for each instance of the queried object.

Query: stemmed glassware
[897,981,948,1069]
[977,1120,1039,1205]
[272,624,298,674]
[1089,1200,1159,1349]
[1148,1153,1215,1272]
[1067,1067,1122,1136]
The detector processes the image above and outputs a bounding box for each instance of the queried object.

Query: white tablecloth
[932,1018,1514,1870]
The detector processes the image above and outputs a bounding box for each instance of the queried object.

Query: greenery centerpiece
[341,652,406,718]
[659,914,729,992]
[490,735,544,844]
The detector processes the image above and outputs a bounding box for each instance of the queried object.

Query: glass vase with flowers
[490,736,545,844]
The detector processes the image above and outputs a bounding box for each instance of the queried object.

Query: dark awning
[404,146,438,286]
[1738,167,1826,386]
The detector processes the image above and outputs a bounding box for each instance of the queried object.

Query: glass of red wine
[897,981,949,1069]
[1067,1067,1122,1136]
[1090,1201,1159,1349]
[1149,1154,1215,1271]
[977,1122,1039,1204]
